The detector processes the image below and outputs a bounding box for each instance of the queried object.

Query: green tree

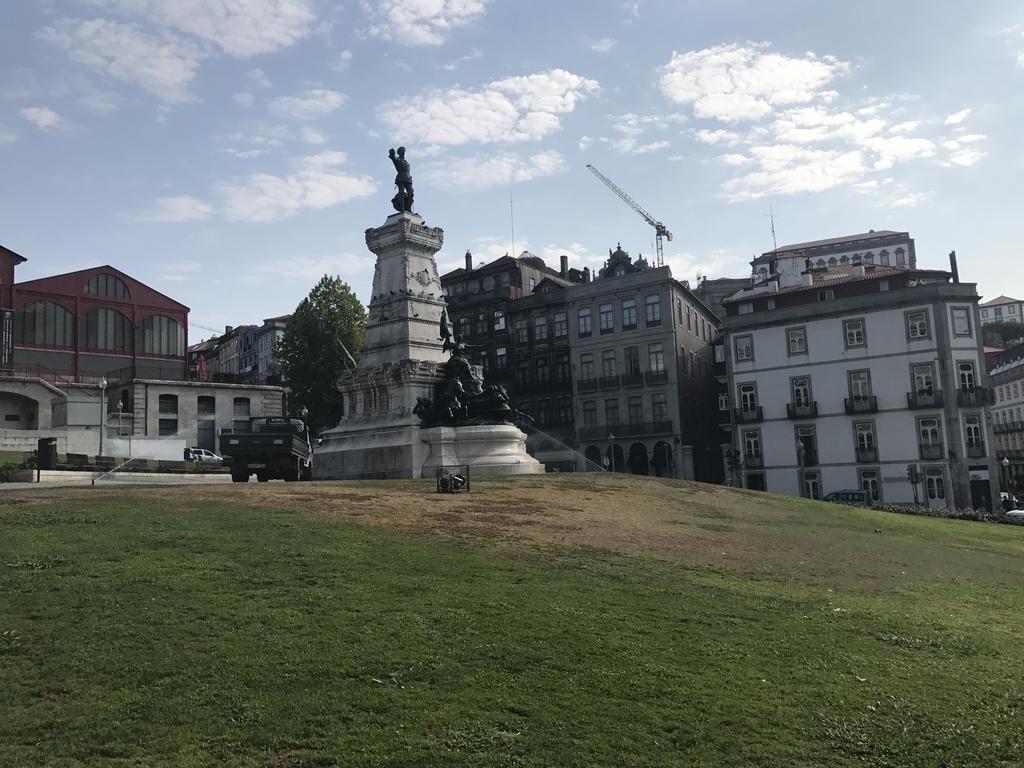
[983,320,1024,349]
[277,275,366,433]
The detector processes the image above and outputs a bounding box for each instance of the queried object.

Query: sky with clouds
[3,1,1023,335]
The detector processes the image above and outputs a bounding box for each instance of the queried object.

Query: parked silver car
[187,448,223,463]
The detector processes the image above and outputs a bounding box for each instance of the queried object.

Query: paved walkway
[2,473,234,490]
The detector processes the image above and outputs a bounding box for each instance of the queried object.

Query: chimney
[801,273,813,287]
[853,264,866,278]
[225,325,233,335]
[767,280,779,293]
[583,266,592,283]
[465,250,472,271]
[949,250,959,283]
[560,254,568,278]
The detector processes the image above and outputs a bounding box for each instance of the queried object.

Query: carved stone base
[419,424,544,478]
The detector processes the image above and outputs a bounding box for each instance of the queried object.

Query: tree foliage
[982,320,1024,350]
[277,275,366,433]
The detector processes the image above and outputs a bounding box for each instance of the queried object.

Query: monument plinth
[314,202,542,480]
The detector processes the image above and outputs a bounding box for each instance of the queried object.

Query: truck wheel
[231,471,249,483]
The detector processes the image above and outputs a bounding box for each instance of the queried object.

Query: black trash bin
[37,437,58,470]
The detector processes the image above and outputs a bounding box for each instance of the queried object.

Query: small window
[645,294,661,326]
[579,353,594,381]
[553,312,568,338]
[605,398,620,426]
[476,313,488,335]
[535,358,549,382]
[577,308,592,337]
[197,395,215,416]
[601,349,617,377]
[906,310,929,340]
[951,307,971,337]
[648,343,665,372]
[734,335,754,362]
[786,327,807,356]
[516,363,530,385]
[533,316,549,341]
[582,400,597,427]
[457,317,470,338]
[628,396,643,424]
[652,393,668,422]
[158,418,178,436]
[859,469,881,502]
[515,319,529,344]
[621,299,637,330]
[495,346,508,370]
[817,290,834,302]
[844,319,865,348]
[158,394,178,414]
[849,370,873,399]
[738,303,753,315]
[493,311,506,332]
[599,303,614,334]
[233,397,251,432]
[555,352,570,381]
[791,377,811,408]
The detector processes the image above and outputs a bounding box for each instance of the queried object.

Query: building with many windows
[722,251,998,510]
[979,295,1024,327]
[988,341,1024,490]
[440,250,584,470]
[569,246,721,480]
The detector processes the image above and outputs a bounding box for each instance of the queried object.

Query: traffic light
[906,464,920,484]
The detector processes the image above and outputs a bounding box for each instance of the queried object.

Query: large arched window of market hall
[14,300,75,347]
[141,314,184,357]
[84,272,130,299]
[82,308,133,352]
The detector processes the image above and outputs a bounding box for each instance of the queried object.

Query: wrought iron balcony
[645,369,669,384]
[578,420,673,441]
[786,401,818,419]
[957,387,994,407]
[855,447,878,463]
[577,378,598,392]
[599,375,621,390]
[995,421,1024,434]
[621,373,644,387]
[844,395,878,414]
[919,443,944,460]
[734,406,764,423]
[907,390,944,409]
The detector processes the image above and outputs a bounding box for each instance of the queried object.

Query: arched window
[14,300,74,347]
[82,308,132,352]
[84,272,130,299]
[141,314,184,356]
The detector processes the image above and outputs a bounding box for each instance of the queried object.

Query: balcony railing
[645,369,669,384]
[919,443,944,460]
[599,375,621,390]
[734,406,764,423]
[744,452,763,468]
[966,442,987,459]
[995,421,1024,434]
[786,401,818,419]
[578,420,674,441]
[855,447,878,463]
[957,387,994,407]
[577,378,598,392]
[621,373,644,387]
[907,390,944,409]
[844,395,878,414]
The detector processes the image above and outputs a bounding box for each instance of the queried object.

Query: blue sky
[3,1,1023,337]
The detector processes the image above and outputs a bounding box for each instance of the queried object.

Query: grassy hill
[2,474,1023,767]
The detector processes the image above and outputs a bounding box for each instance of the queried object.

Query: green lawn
[1,477,1023,767]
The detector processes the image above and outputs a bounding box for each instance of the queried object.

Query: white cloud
[18,106,65,131]
[139,195,214,222]
[860,135,935,170]
[599,111,686,154]
[422,150,567,189]
[247,68,272,88]
[252,252,375,283]
[721,144,866,201]
[941,134,988,167]
[39,18,203,104]
[301,126,326,145]
[268,88,347,120]
[695,128,742,145]
[378,69,599,147]
[234,92,254,107]
[659,43,849,122]
[330,49,353,72]
[360,0,489,46]
[944,108,971,126]
[592,37,617,53]
[89,0,316,57]
[720,153,749,166]
[218,151,377,222]
[220,147,269,159]
[889,120,920,134]
[442,47,483,71]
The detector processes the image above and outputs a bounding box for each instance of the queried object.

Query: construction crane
[587,163,672,268]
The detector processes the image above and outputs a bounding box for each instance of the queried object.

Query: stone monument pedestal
[420,425,543,477]
[313,210,542,481]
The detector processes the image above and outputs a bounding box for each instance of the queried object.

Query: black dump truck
[219,416,314,483]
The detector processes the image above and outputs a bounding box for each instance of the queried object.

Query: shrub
[873,503,1010,525]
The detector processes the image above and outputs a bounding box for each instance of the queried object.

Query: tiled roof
[981,295,1020,307]
[767,230,904,254]
[722,267,947,303]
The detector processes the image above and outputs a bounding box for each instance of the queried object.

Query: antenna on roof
[768,202,778,253]
[510,191,516,259]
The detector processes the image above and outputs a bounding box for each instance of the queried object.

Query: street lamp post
[1002,456,1011,493]
[98,377,107,458]
[607,431,616,472]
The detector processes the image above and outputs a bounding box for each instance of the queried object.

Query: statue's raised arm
[389,146,414,213]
